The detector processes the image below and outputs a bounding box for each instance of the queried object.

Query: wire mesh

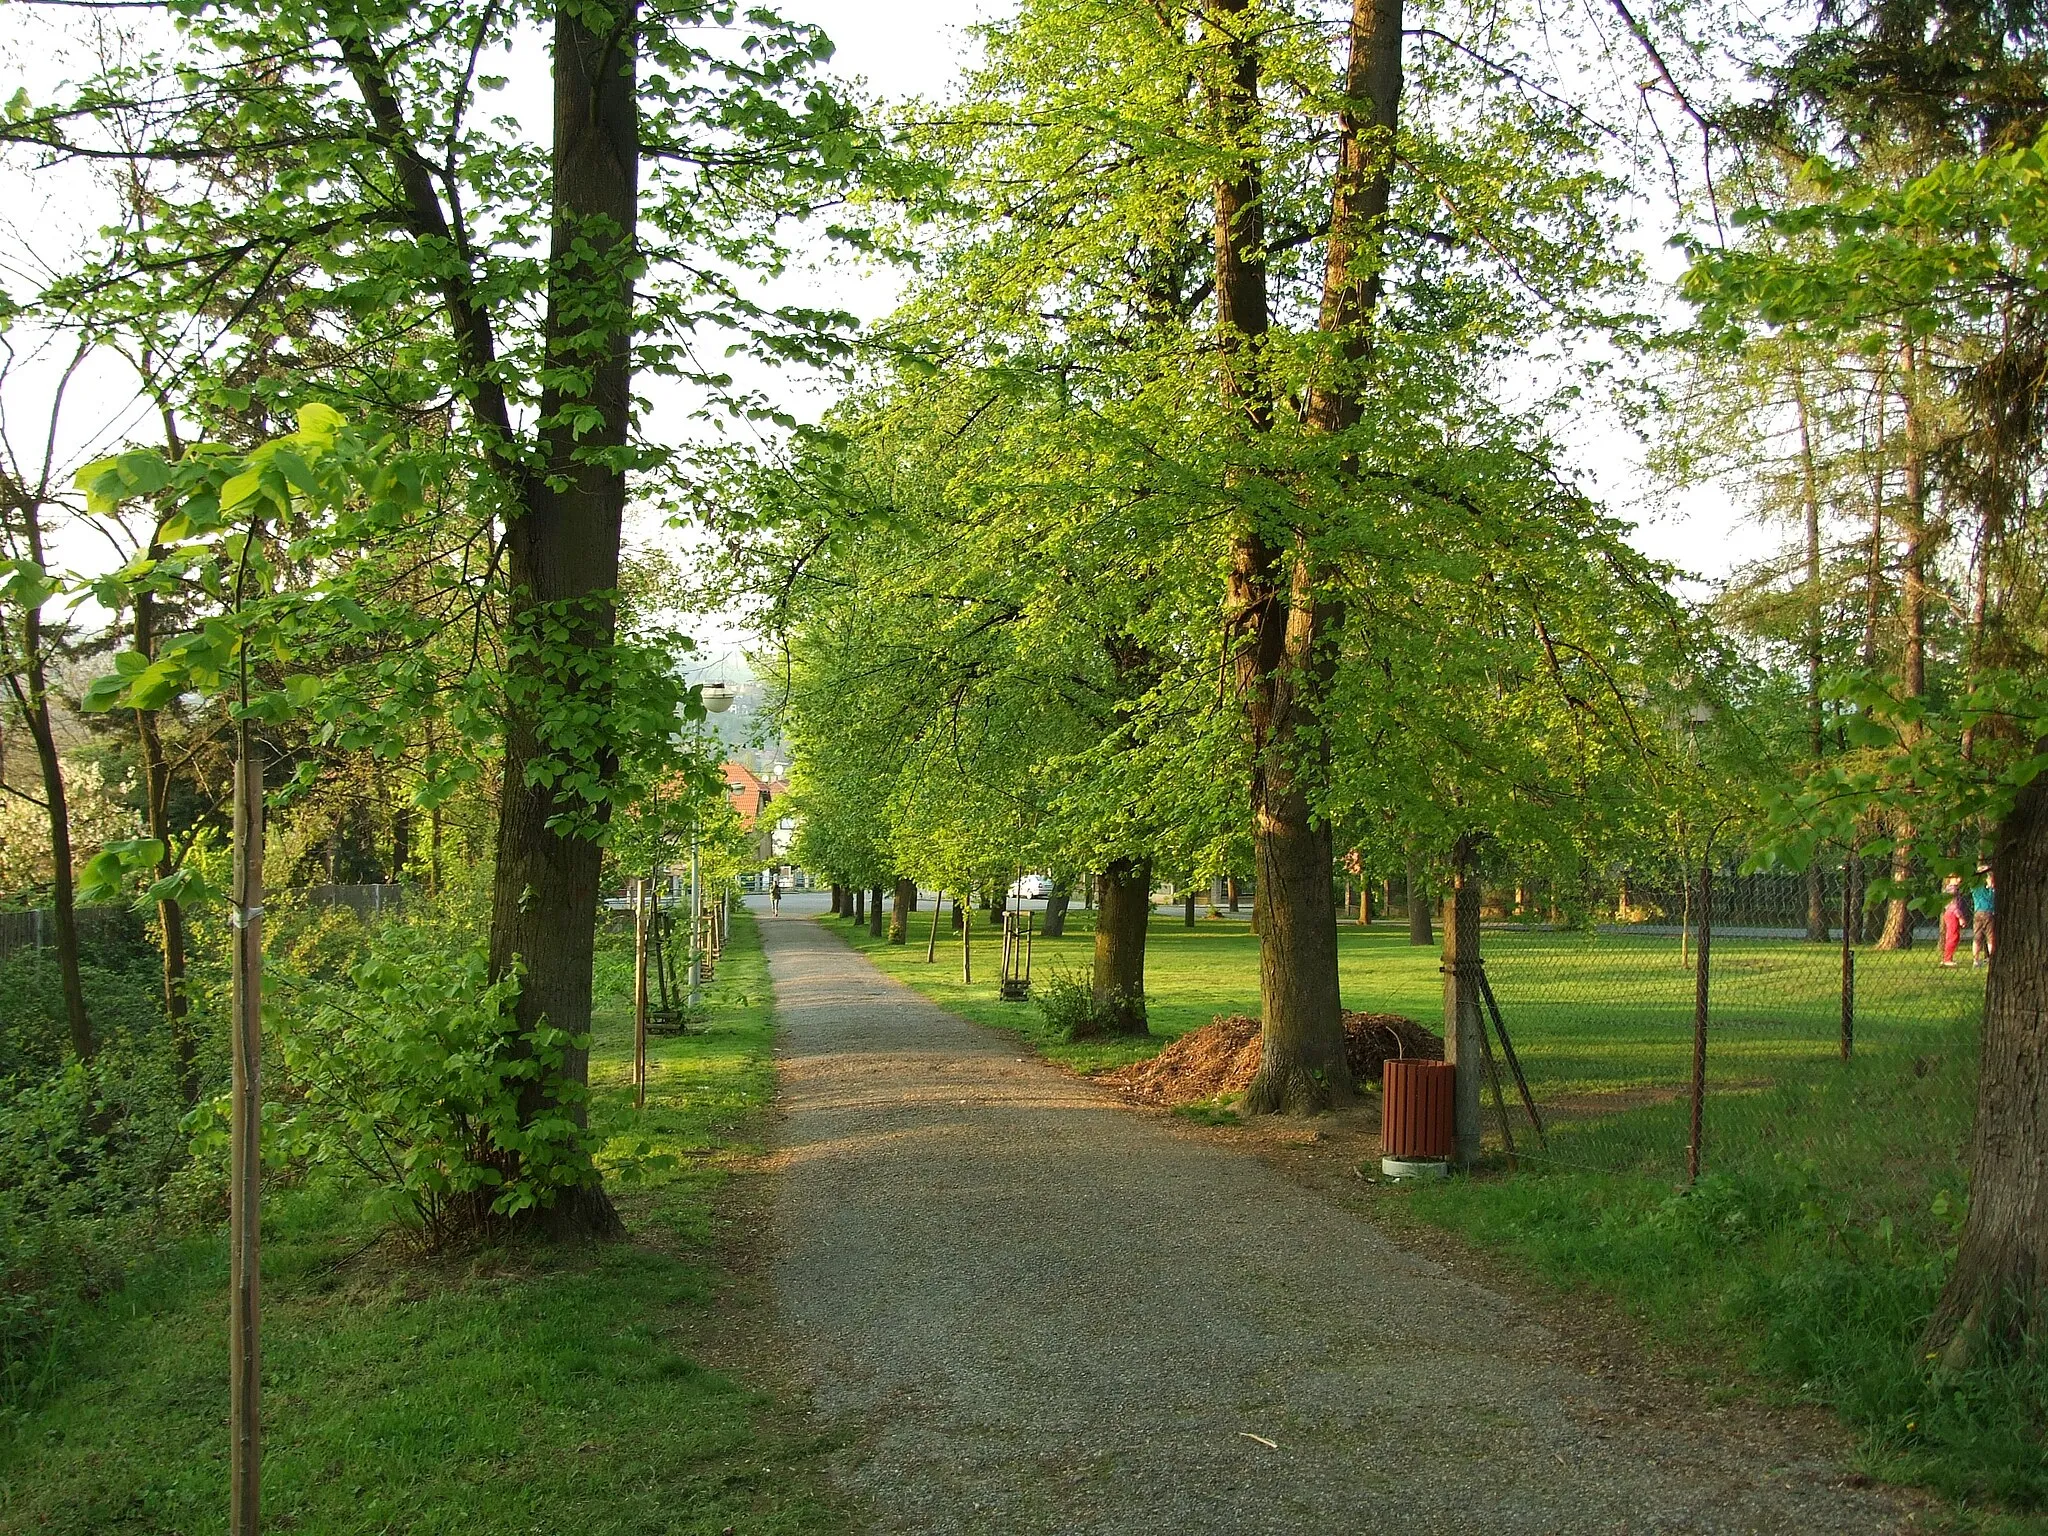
[1476,867,1982,1187]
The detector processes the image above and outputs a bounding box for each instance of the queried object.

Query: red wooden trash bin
[1381,1059,1454,1164]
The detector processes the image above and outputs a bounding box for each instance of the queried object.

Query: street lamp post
[689,678,734,1010]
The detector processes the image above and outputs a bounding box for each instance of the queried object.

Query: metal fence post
[1839,863,1855,1061]
[1689,859,1711,1184]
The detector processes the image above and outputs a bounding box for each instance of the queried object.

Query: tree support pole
[633,876,649,1111]
[1690,861,1712,1184]
[229,735,264,1536]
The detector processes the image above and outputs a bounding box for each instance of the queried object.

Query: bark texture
[868,884,886,939]
[1442,841,1484,1168]
[481,0,641,1239]
[1928,761,2048,1361]
[1092,858,1152,1035]
[135,581,193,1097]
[1880,345,1931,951]
[6,493,92,1060]
[1227,0,1402,1114]
[889,878,916,944]
[1042,879,1071,937]
[1405,864,1435,944]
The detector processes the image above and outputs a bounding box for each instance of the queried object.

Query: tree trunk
[1092,858,1151,1034]
[868,883,885,939]
[830,883,843,915]
[1357,878,1371,926]
[1880,343,1930,952]
[1926,755,2048,1363]
[9,497,92,1060]
[484,0,642,1239]
[1183,889,1197,927]
[853,886,865,924]
[889,877,915,944]
[951,895,964,932]
[1042,878,1071,937]
[1407,857,1433,946]
[1796,374,1830,944]
[1226,875,1240,913]
[1443,838,1484,1168]
[986,885,1006,924]
[135,595,193,1099]
[1213,0,1400,1117]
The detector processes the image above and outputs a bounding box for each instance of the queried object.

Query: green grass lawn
[0,908,850,1536]
[820,901,2041,1523]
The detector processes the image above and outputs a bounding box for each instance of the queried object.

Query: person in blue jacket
[1972,868,1996,967]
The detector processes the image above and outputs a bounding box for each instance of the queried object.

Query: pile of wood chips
[1099,1011,1442,1107]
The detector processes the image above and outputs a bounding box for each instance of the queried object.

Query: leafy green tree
[1687,104,2048,1359]
[13,0,888,1226]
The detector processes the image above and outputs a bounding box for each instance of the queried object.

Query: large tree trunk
[135,577,193,1099]
[868,884,885,939]
[830,883,843,915]
[1091,858,1151,1035]
[1927,757,2048,1363]
[1236,0,1399,1115]
[1042,877,1071,937]
[8,497,92,1061]
[853,886,865,924]
[485,0,641,1239]
[889,877,915,944]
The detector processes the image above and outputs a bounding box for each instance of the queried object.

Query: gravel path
[759,901,1912,1535]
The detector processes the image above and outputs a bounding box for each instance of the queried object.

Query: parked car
[1008,874,1051,900]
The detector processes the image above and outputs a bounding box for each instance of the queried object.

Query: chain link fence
[1474,868,1981,1188]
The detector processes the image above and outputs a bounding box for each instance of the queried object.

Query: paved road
[755,901,1909,1535]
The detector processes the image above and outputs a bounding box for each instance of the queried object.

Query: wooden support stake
[1476,1007,1516,1169]
[962,906,972,985]
[926,890,943,963]
[1689,860,1712,1184]
[1477,969,1546,1148]
[229,737,263,1536]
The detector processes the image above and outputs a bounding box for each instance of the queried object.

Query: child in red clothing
[1939,876,1965,966]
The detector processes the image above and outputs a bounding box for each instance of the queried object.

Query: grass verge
[0,907,848,1536]
[815,902,2044,1527]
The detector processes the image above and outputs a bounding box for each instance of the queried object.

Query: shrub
[1037,966,1143,1040]
[0,1038,189,1406]
[254,923,604,1248]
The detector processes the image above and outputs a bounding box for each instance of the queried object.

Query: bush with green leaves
[0,1037,190,1406]
[1036,966,1142,1041]
[249,923,603,1248]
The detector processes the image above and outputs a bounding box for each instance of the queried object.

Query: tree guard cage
[643,890,691,1036]
[1000,909,1034,1001]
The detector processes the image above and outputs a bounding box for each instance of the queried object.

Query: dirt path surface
[759,903,1912,1535]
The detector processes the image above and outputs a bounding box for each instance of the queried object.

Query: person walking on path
[1940,876,1965,967]
[1973,867,1995,966]
[769,877,782,916]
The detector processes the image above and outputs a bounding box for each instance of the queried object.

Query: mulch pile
[1100,1011,1443,1107]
